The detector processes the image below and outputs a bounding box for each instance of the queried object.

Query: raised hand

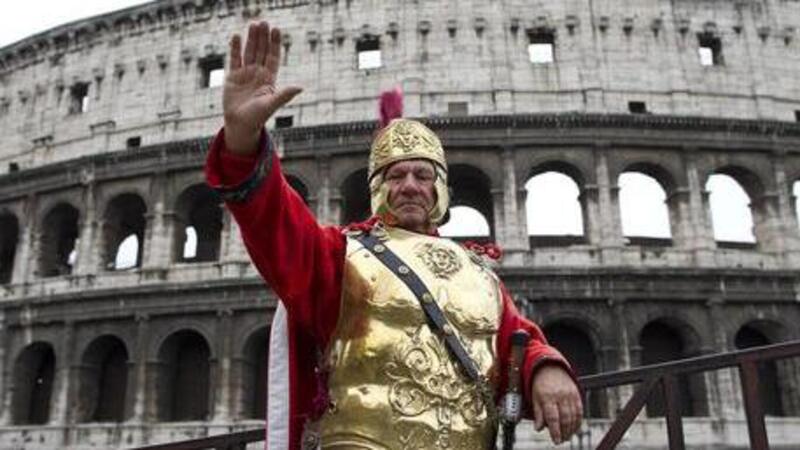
[223,22,302,155]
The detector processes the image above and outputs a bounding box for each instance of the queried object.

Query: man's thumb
[266,86,303,117]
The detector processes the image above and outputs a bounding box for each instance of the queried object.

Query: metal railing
[131,339,800,450]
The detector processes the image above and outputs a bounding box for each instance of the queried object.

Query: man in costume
[205,22,583,449]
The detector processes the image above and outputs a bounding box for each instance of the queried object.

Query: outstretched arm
[206,22,344,343]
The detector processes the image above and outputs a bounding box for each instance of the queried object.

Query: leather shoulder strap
[354,232,481,382]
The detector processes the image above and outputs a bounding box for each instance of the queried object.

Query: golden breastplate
[319,227,502,450]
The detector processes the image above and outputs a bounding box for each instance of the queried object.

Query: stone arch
[11,342,56,425]
[638,319,708,417]
[0,211,19,284]
[76,335,130,422]
[617,165,672,241]
[542,318,607,417]
[447,164,494,238]
[101,193,147,270]
[525,161,585,243]
[174,184,223,262]
[155,329,212,421]
[705,165,764,245]
[285,174,310,206]
[239,326,269,419]
[734,320,798,416]
[341,168,370,225]
[38,202,80,277]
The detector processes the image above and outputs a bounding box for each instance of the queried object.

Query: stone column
[0,311,7,423]
[610,298,634,416]
[11,195,36,284]
[499,147,529,261]
[316,156,333,224]
[50,321,75,430]
[684,152,716,266]
[129,314,150,424]
[750,191,784,252]
[142,173,171,271]
[594,149,624,264]
[665,187,693,249]
[770,153,800,265]
[212,309,233,423]
[75,182,98,275]
[706,299,742,419]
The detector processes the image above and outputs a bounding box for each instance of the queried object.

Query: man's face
[384,159,437,233]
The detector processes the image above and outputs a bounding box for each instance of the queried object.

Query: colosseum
[0,0,799,449]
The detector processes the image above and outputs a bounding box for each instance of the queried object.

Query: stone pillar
[316,156,333,224]
[75,182,98,275]
[750,192,784,252]
[491,188,505,240]
[665,187,693,249]
[129,314,150,424]
[212,309,233,423]
[50,321,75,429]
[11,196,36,284]
[499,147,529,261]
[143,173,171,270]
[594,149,624,264]
[329,188,343,226]
[706,299,742,419]
[610,299,634,417]
[770,153,800,265]
[684,152,716,266]
[0,311,7,423]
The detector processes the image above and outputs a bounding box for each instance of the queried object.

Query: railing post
[662,374,685,450]
[596,377,658,450]
[739,360,770,450]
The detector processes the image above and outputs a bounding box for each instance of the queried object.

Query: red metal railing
[131,339,800,450]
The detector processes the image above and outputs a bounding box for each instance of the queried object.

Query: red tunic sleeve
[205,128,346,345]
[495,283,577,419]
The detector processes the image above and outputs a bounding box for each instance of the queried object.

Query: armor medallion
[414,242,462,279]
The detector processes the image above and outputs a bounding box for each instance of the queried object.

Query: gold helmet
[368,118,450,225]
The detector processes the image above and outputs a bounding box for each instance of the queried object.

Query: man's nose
[398,173,423,192]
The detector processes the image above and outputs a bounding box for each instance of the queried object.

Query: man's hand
[531,364,583,445]
[223,21,303,155]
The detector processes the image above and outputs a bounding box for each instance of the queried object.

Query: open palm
[223,22,302,154]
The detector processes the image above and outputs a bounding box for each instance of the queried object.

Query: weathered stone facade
[0,0,799,449]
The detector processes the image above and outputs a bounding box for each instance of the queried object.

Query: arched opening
[705,172,756,245]
[0,213,19,284]
[439,206,491,238]
[38,203,80,277]
[12,342,55,425]
[103,193,147,270]
[639,321,707,417]
[525,170,584,246]
[618,172,672,243]
[156,330,211,421]
[78,335,129,422]
[543,322,606,417]
[341,168,370,224]
[286,175,310,206]
[241,327,269,419]
[734,324,784,416]
[448,164,494,239]
[174,185,223,263]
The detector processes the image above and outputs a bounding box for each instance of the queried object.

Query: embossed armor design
[319,227,502,449]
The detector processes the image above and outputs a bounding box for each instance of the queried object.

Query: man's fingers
[266,27,282,84]
[532,399,544,431]
[544,401,562,444]
[243,23,258,65]
[256,22,270,66]
[559,399,574,441]
[229,34,242,71]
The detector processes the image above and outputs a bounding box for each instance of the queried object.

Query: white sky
[1,2,767,248]
[0,1,152,48]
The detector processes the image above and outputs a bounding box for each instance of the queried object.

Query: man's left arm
[496,284,583,445]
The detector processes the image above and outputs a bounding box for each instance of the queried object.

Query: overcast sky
[0,0,152,48]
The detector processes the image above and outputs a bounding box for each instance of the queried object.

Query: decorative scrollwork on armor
[414,242,462,280]
[386,327,488,448]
